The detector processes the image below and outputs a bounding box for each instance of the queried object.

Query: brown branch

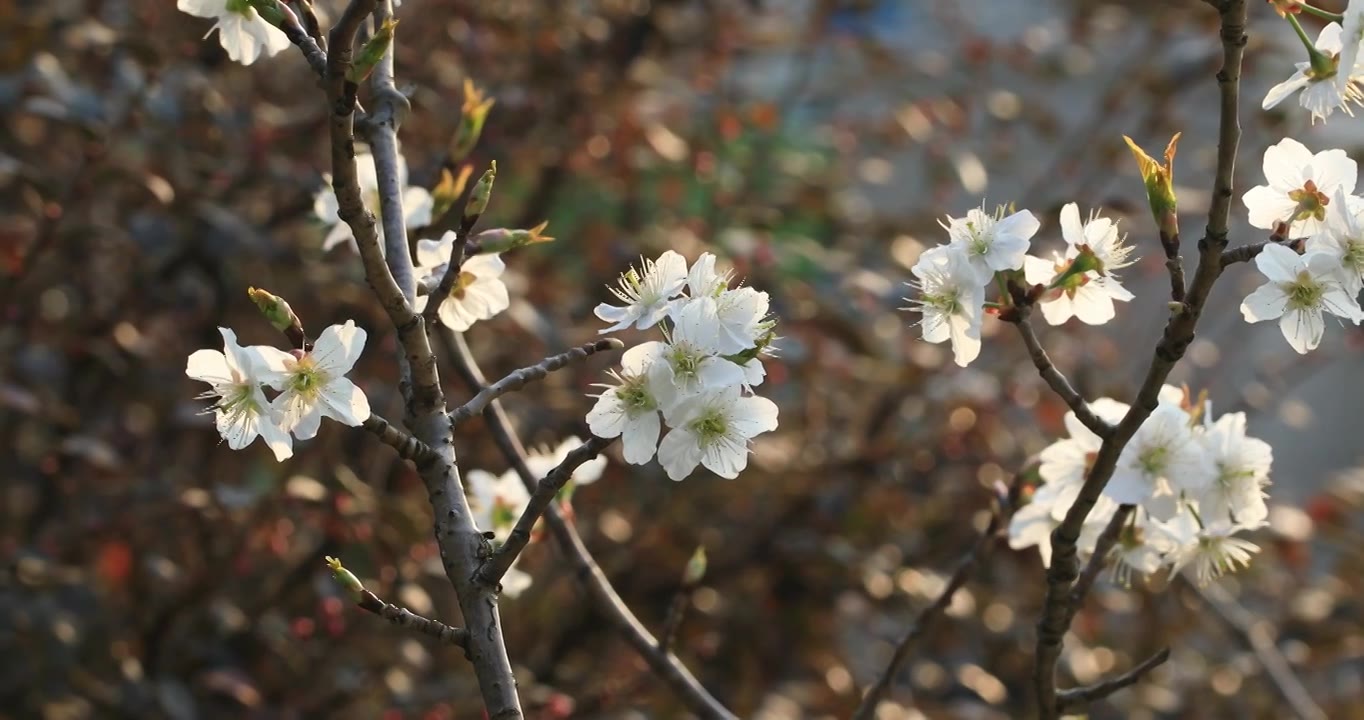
[449,339,624,427]
[475,435,615,586]
[440,329,738,720]
[851,507,1005,720]
[1068,504,1134,610]
[658,581,697,656]
[1056,648,1171,713]
[1190,581,1326,720]
[273,0,328,80]
[1010,314,1113,439]
[361,414,435,465]
[1166,254,1187,304]
[325,3,523,716]
[1030,3,1246,717]
[356,588,469,649]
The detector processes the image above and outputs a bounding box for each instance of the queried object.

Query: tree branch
[1190,581,1326,720]
[362,414,435,465]
[422,222,474,325]
[1068,504,1133,610]
[851,505,1005,720]
[1030,3,1246,717]
[356,588,469,649]
[273,0,328,80]
[325,3,523,716]
[1055,648,1171,713]
[440,329,738,720]
[1010,314,1113,439]
[476,435,615,586]
[449,339,624,427]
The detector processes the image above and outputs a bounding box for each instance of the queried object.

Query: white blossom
[1240,243,1362,353]
[314,152,434,253]
[178,0,290,66]
[1196,412,1272,527]
[186,328,293,461]
[256,321,372,439]
[1242,138,1356,238]
[1263,23,1364,123]
[466,467,536,597]
[1036,398,1131,520]
[941,204,1040,283]
[1022,203,1135,326]
[1340,2,1364,97]
[905,245,984,367]
[640,308,748,410]
[1315,187,1364,294]
[1108,404,1214,522]
[657,386,778,481]
[525,436,608,487]
[594,251,688,332]
[413,237,510,331]
[586,344,668,464]
[1167,523,1262,587]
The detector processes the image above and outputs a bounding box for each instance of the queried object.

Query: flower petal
[316,376,371,427]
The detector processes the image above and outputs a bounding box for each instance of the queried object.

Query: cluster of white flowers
[1008,386,1271,586]
[1240,137,1364,352]
[466,438,607,597]
[586,251,779,481]
[186,322,372,461]
[905,202,1136,366]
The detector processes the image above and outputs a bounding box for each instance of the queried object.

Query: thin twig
[1220,241,1268,267]
[1010,314,1113,439]
[851,509,1005,720]
[658,582,697,655]
[361,414,435,465]
[1068,504,1134,610]
[440,329,738,720]
[274,0,328,80]
[1166,255,1187,304]
[449,339,624,427]
[1029,3,1246,717]
[1189,581,1326,720]
[422,222,475,325]
[1056,648,1171,713]
[356,588,469,649]
[475,435,615,586]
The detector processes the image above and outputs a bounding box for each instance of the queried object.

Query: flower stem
[1296,3,1344,23]
[1287,13,1336,77]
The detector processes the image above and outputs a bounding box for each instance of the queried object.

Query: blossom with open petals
[657,386,778,481]
[905,245,984,367]
[1240,243,1363,353]
[257,321,372,439]
[413,236,509,331]
[178,0,291,66]
[595,251,688,332]
[186,328,292,460]
[1243,138,1356,238]
[942,204,1039,283]
[314,152,434,253]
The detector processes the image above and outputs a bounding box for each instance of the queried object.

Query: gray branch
[357,589,468,649]
[1011,315,1113,439]
[362,414,435,465]
[1056,648,1171,713]
[449,339,624,427]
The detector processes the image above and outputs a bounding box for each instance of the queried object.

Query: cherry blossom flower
[413,236,510,331]
[1243,138,1356,238]
[186,328,293,461]
[1196,412,1272,527]
[1108,405,1214,522]
[1240,243,1363,353]
[1166,522,1262,587]
[942,204,1039,282]
[639,309,748,410]
[1036,398,1131,519]
[1315,187,1364,294]
[314,151,434,253]
[1022,203,1136,326]
[594,251,688,332]
[1263,22,1364,123]
[466,468,535,597]
[657,386,778,481]
[587,344,669,464]
[178,0,291,66]
[256,321,372,439]
[905,245,984,367]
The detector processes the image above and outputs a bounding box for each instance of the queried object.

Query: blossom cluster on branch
[586,251,780,481]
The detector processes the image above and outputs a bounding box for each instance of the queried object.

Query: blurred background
[4,0,1364,718]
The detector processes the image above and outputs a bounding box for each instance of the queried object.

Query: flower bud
[1123,133,1180,252]
[347,17,398,84]
[431,165,473,222]
[450,79,495,162]
[325,556,365,598]
[470,221,555,255]
[462,161,496,227]
[247,286,307,349]
[682,546,708,586]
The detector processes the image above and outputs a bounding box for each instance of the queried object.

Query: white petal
[1262,72,1311,110]
[1070,285,1117,325]
[1279,306,1324,353]
[416,236,453,267]
[586,394,626,438]
[700,435,749,479]
[657,428,703,481]
[316,377,370,427]
[463,253,507,279]
[258,416,295,461]
[186,349,232,384]
[403,187,434,228]
[177,0,224,18]
[1240,282,1289,323]
[1059,203,1084,248]
[730,396,779,438]
[1263,138,1311,189]
[621,412,661,464]
[1242,186,1297,231]
[310,320,367,375]
[1311,149,1358,195]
